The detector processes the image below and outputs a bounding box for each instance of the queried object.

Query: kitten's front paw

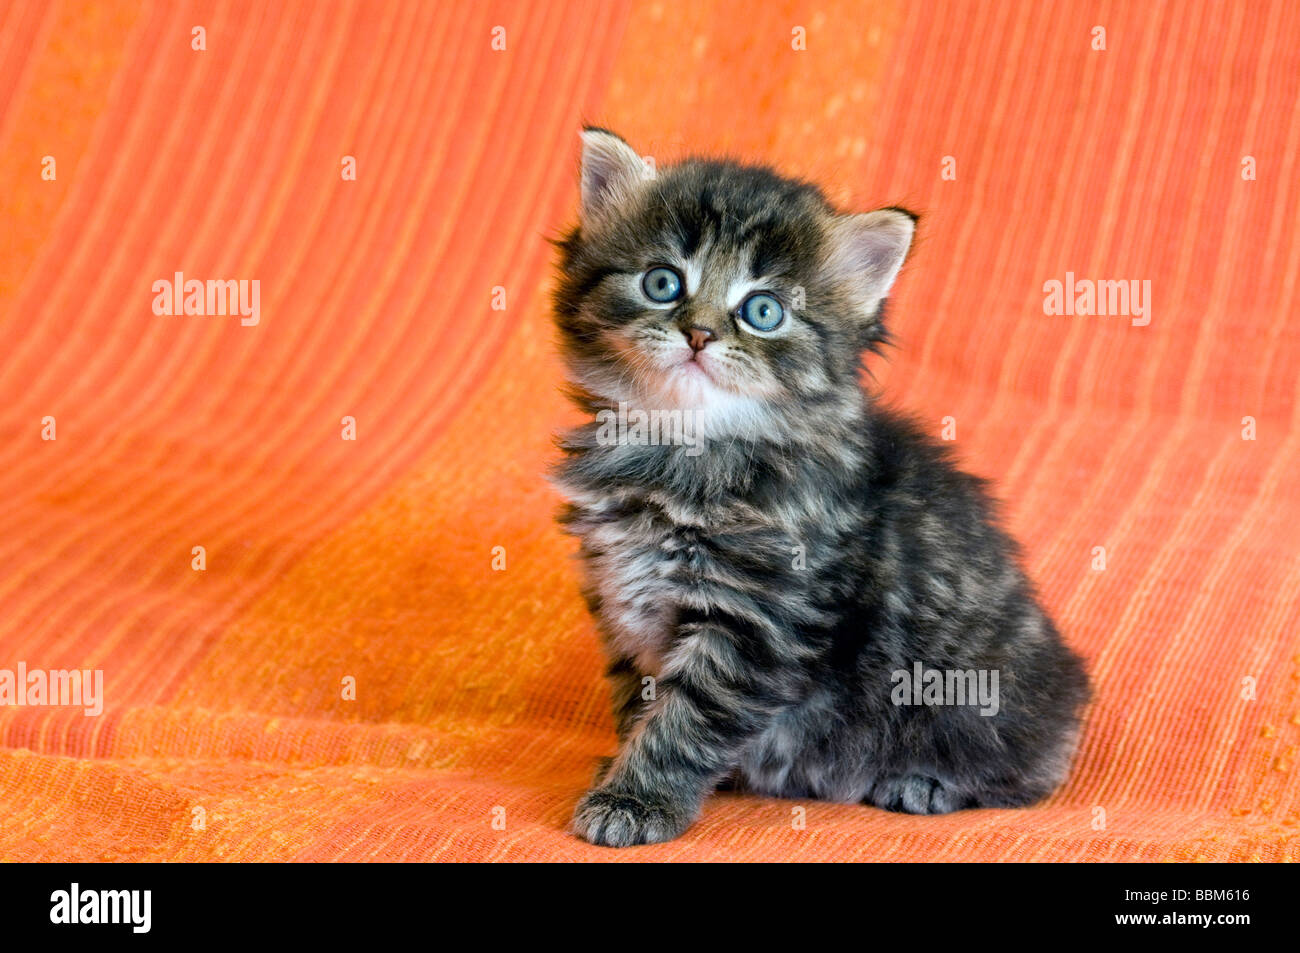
[570,788,692,847]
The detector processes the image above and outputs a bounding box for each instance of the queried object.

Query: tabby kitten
[551,129,1089,847]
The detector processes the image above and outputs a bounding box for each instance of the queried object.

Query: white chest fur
[578,514,704,675]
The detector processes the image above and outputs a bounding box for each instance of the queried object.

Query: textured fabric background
[1,0,1298,861]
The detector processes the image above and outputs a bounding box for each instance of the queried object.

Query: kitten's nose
[684,326,716,352]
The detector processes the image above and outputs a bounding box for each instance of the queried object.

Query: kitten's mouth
[678,356,713,380]
[668,354,726,393]
[614,334,743,405]
[643,351,723,406]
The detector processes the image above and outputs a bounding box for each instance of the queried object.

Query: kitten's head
[553,128,915,437]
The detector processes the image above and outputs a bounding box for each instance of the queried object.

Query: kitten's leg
[572,613,791,847]
[593,758,741,792]
[606,655,648,743]
[588,658,648,786]
[591,756,614,786]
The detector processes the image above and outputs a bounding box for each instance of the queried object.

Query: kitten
[551,128,1090,847]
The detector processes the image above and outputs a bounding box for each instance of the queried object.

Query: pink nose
[684,327,716,352]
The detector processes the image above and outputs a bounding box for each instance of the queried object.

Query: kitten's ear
[825,208,916,306]
[579,128,652,225]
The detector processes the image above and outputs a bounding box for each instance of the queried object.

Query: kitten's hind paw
[570,788,692,847]
[867,775,972,815]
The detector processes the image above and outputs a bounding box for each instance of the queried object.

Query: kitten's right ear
[825,208,917,308]
[579,128,651,225]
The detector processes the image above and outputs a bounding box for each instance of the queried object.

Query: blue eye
[740,293,784,331]
[642,266,683,303]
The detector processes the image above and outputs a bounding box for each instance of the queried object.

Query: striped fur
[552,130,1089,846]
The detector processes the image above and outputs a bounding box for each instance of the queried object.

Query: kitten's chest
[575,506,713,674]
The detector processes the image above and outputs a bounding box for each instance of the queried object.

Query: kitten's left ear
[825,208,917,306]
[579,128,652,225]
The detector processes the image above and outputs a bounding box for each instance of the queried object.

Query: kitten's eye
[739,293,784,332]
[642,266,683,303]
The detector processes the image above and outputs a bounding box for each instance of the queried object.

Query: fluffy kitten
[551,128,1089,847]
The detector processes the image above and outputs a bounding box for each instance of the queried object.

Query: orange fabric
[2,0,1298,862]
